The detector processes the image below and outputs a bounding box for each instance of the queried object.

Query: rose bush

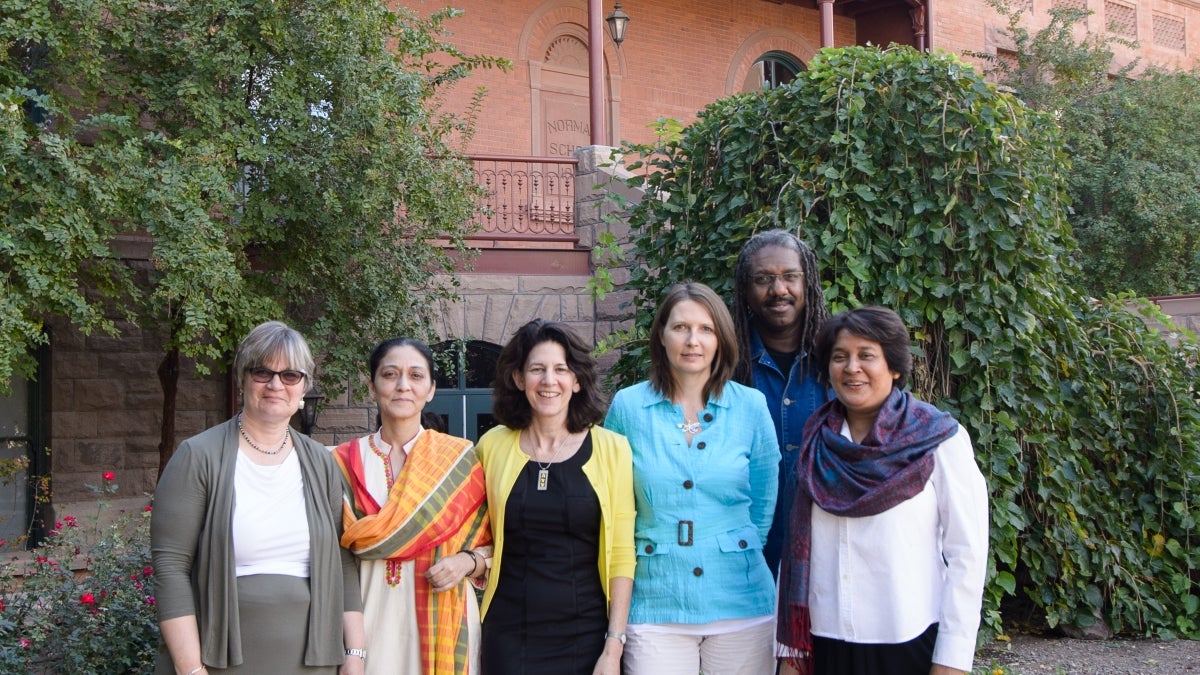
[0,474,157,673]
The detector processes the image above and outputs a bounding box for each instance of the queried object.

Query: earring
[298,400,306,409]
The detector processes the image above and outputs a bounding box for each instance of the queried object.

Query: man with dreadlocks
[731,229,831,578]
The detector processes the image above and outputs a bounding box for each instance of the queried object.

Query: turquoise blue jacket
[604,380,780,624]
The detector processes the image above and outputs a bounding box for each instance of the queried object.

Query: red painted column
[588,0,604,145]
[820,0,835,48]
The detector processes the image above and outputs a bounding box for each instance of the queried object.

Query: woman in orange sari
[334,338,491,675]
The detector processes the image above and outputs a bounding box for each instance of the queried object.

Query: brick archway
[726,29,819,96]
[519,0,627,150]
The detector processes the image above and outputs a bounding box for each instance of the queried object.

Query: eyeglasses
[751,272,803,288]
[247,367,307,386]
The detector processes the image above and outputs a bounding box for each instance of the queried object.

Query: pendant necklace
[678,418,702,434]
[238,413,290,455]
[528,433,571,491]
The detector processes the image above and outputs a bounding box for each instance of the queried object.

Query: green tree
[608,45,1200,638]
[2,0,506,468]
[983,0,1200,296]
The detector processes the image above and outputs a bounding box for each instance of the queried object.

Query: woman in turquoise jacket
[605,282,780,675]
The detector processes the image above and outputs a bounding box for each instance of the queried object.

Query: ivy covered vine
[604,45,1199,639]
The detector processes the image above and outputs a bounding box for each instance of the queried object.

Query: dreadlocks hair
[731,229,829,386]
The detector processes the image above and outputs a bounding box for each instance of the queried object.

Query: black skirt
[811,622,939,675]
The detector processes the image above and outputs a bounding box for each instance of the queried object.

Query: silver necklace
[238,414,290,455]
[678,418,702,434]
[525,433,572,491]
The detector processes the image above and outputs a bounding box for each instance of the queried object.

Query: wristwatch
[345,647,368,661]
[604,631,627,645]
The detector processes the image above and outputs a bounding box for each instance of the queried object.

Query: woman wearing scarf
[334,338,491,675]
[778,306,989,675]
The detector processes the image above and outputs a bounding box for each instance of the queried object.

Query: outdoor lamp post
[606,1,630,46]
[300,385,324,436]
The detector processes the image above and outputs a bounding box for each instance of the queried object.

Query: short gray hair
[232,321,315,389]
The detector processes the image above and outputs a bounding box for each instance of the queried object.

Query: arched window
[428,340,502,442]
[742,51,803,92]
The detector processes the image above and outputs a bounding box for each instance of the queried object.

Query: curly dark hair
[812,306,913,390]
[491,320,606,433]
[731,229,828,385]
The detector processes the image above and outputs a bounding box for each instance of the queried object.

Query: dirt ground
[977,634,1200,674]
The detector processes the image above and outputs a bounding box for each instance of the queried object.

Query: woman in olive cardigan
[151,321,363,675]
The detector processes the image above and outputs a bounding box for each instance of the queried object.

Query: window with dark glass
[430,340,502,442]
[742,51,804,92]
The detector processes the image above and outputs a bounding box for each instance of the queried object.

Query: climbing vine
[605,45,1200,639]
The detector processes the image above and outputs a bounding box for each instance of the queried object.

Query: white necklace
[525,432,573,491]
[678,418,702,434]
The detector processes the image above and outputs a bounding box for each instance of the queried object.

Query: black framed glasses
[751,272,803,288]
[247,367,307,386]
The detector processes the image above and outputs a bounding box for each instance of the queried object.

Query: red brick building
[2,0,1197,536]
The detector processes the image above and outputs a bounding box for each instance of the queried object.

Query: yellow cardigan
[475,425,636,618]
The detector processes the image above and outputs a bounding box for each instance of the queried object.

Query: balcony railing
[469,154,578,243]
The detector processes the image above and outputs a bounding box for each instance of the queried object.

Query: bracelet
[459,548,481,576]
[184,667,206,675]
[345,647,367,660]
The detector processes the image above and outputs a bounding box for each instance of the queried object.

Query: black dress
[480,434,608,674]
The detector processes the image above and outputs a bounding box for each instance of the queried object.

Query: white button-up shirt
[808,423,989,671]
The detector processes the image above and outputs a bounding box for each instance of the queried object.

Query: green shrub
[0,474,157,673]
[605,45,1200,638]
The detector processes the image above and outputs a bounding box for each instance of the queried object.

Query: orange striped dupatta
[334,430,491,675]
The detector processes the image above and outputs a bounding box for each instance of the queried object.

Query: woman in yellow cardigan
[475,319,635,675]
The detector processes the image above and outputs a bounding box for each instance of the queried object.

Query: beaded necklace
[367,431,404,586]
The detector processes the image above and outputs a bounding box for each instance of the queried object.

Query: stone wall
[45,310,226,512]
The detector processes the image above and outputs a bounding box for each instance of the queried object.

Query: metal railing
[468,154,578,240]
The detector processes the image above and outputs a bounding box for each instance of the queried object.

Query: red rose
[80,593,95,606]
[102,471,116,481]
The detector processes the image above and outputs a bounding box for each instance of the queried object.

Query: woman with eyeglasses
[152,321,365,675]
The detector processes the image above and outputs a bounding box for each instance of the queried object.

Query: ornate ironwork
[469,154,578,238]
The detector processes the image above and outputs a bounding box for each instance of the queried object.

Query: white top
[232,450,311,578]
[808,423,988,672]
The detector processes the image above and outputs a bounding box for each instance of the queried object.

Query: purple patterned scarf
[777,387,958,672]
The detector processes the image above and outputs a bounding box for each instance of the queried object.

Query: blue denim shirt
[748,327,833,577]
[605,380,780,624]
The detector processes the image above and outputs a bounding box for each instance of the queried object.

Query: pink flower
[143,505,153,512]
[63,515,77,528]
[0,598,6,612]
[143,566,154,577]
[80,593,95,606]
[19,638,31,649]
[145,596,156,605]
[102,471,116,481]
[35,556,47,564]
